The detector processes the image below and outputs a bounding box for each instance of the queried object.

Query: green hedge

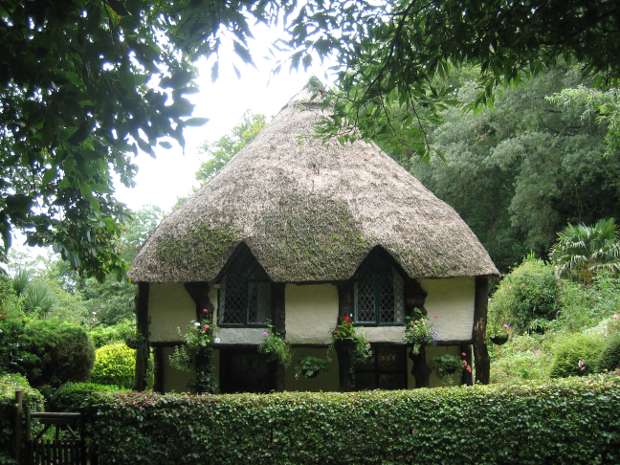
[53,376,619,465]
[0,374,43,464]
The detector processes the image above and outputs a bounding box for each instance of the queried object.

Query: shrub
[48,382,126,411]
[555,274,620,332]
[0,374,43,464]
[51,376,619,465]
[89,319,136,348]
[491,351,550,384]
[488,255,558,334]
[90,343,135,388]
[597,334,620,372]
[0,318,94,387]
[550,334,606,377]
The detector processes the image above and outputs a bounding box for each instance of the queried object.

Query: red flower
[342,314,352,324]
[202,324,210,332]
[466,366,472,374]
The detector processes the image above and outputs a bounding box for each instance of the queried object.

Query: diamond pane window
[219,247,271,326]
[353,250,405,325]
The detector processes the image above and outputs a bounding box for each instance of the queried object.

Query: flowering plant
[170,319,213,371]
[404,312,433,354]
[258,325,291,366]
[332,314,372,361]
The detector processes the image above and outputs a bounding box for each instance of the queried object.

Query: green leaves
[49,376,620,465]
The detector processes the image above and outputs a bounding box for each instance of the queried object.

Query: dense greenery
[489,219,620,384]
[550,334,606,378]
[51,376,620,465]
[0,374,43,465]
[488,256,558,334]
[407,66,620,270]
[0,318,94,387]
[0,0,281,275]
[90,343,136,389]
[289,1,620,149]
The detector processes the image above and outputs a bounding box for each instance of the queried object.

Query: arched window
[218,247,271,326]
[353,249,405,325]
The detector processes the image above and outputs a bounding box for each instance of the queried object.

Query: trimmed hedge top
[55,376,619,465]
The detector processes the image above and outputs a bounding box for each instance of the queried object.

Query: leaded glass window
[353,252,405,325]
[219,249,271,326]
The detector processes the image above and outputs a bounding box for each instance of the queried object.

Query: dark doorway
[355,344,407,390]
[219,348,276,393]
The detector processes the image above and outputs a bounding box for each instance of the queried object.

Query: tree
[286,1,620,149]
[196,112,266,183]
[550,218,620,284]
[405,66,620,271]
[0,1,280,277]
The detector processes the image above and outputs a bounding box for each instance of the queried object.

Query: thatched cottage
[129,83,498,393]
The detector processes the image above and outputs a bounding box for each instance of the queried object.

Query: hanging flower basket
[490,334,509,345]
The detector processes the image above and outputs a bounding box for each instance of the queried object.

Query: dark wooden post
[473,276,490,384]
[13,390,23,464]
[410,347,430,388]
[134,282,150,391]
[153,346,165,393]
[271,283,286,391]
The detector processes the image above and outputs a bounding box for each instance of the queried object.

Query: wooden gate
[12,390,96,465]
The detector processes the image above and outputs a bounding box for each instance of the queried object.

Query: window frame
[352,264,406,327]
[217,279,272,328]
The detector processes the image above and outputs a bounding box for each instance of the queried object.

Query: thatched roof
[129,84,498,283]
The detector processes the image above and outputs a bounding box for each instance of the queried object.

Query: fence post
[14,390,23,464]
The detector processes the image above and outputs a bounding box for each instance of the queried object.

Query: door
[219,348,276,393]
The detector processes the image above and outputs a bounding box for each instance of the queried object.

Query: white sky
[116,21,335,213]
[10,21,335,265]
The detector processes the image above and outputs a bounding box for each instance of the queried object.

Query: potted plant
[490,323,511,345]
[295,356,329,379]
[404,312,433,355]
[433,354,463,385]
[258,325,291,366]
[331,313,372,390]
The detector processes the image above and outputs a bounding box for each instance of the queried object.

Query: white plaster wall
[359,326,405,343]
[421,277,475,341]
[149,283,195,342]
[285,284,339,344]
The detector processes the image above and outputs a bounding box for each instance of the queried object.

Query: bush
[555,274,620,332]
[89,319,136,348]
[491,351,550,384]
[90,343,135,388]
[488,256,558,334]
[0,374,43,464]
[598,334,620,372]
[0,318,94,387]
[48,382,126,411]
[550,334,606,377]
[54,376,619,465]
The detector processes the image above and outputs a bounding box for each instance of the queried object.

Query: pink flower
[460,352,467,358]
[578,359,586,372]
[262,331,268,337]
[202,324,210,332]
[201,308,209,315]
[466,366,472,374]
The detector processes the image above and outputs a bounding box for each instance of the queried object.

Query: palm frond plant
[550,218,620,284]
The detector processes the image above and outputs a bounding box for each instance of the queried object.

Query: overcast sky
[11,20,335,265]
[116,21,335,213]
